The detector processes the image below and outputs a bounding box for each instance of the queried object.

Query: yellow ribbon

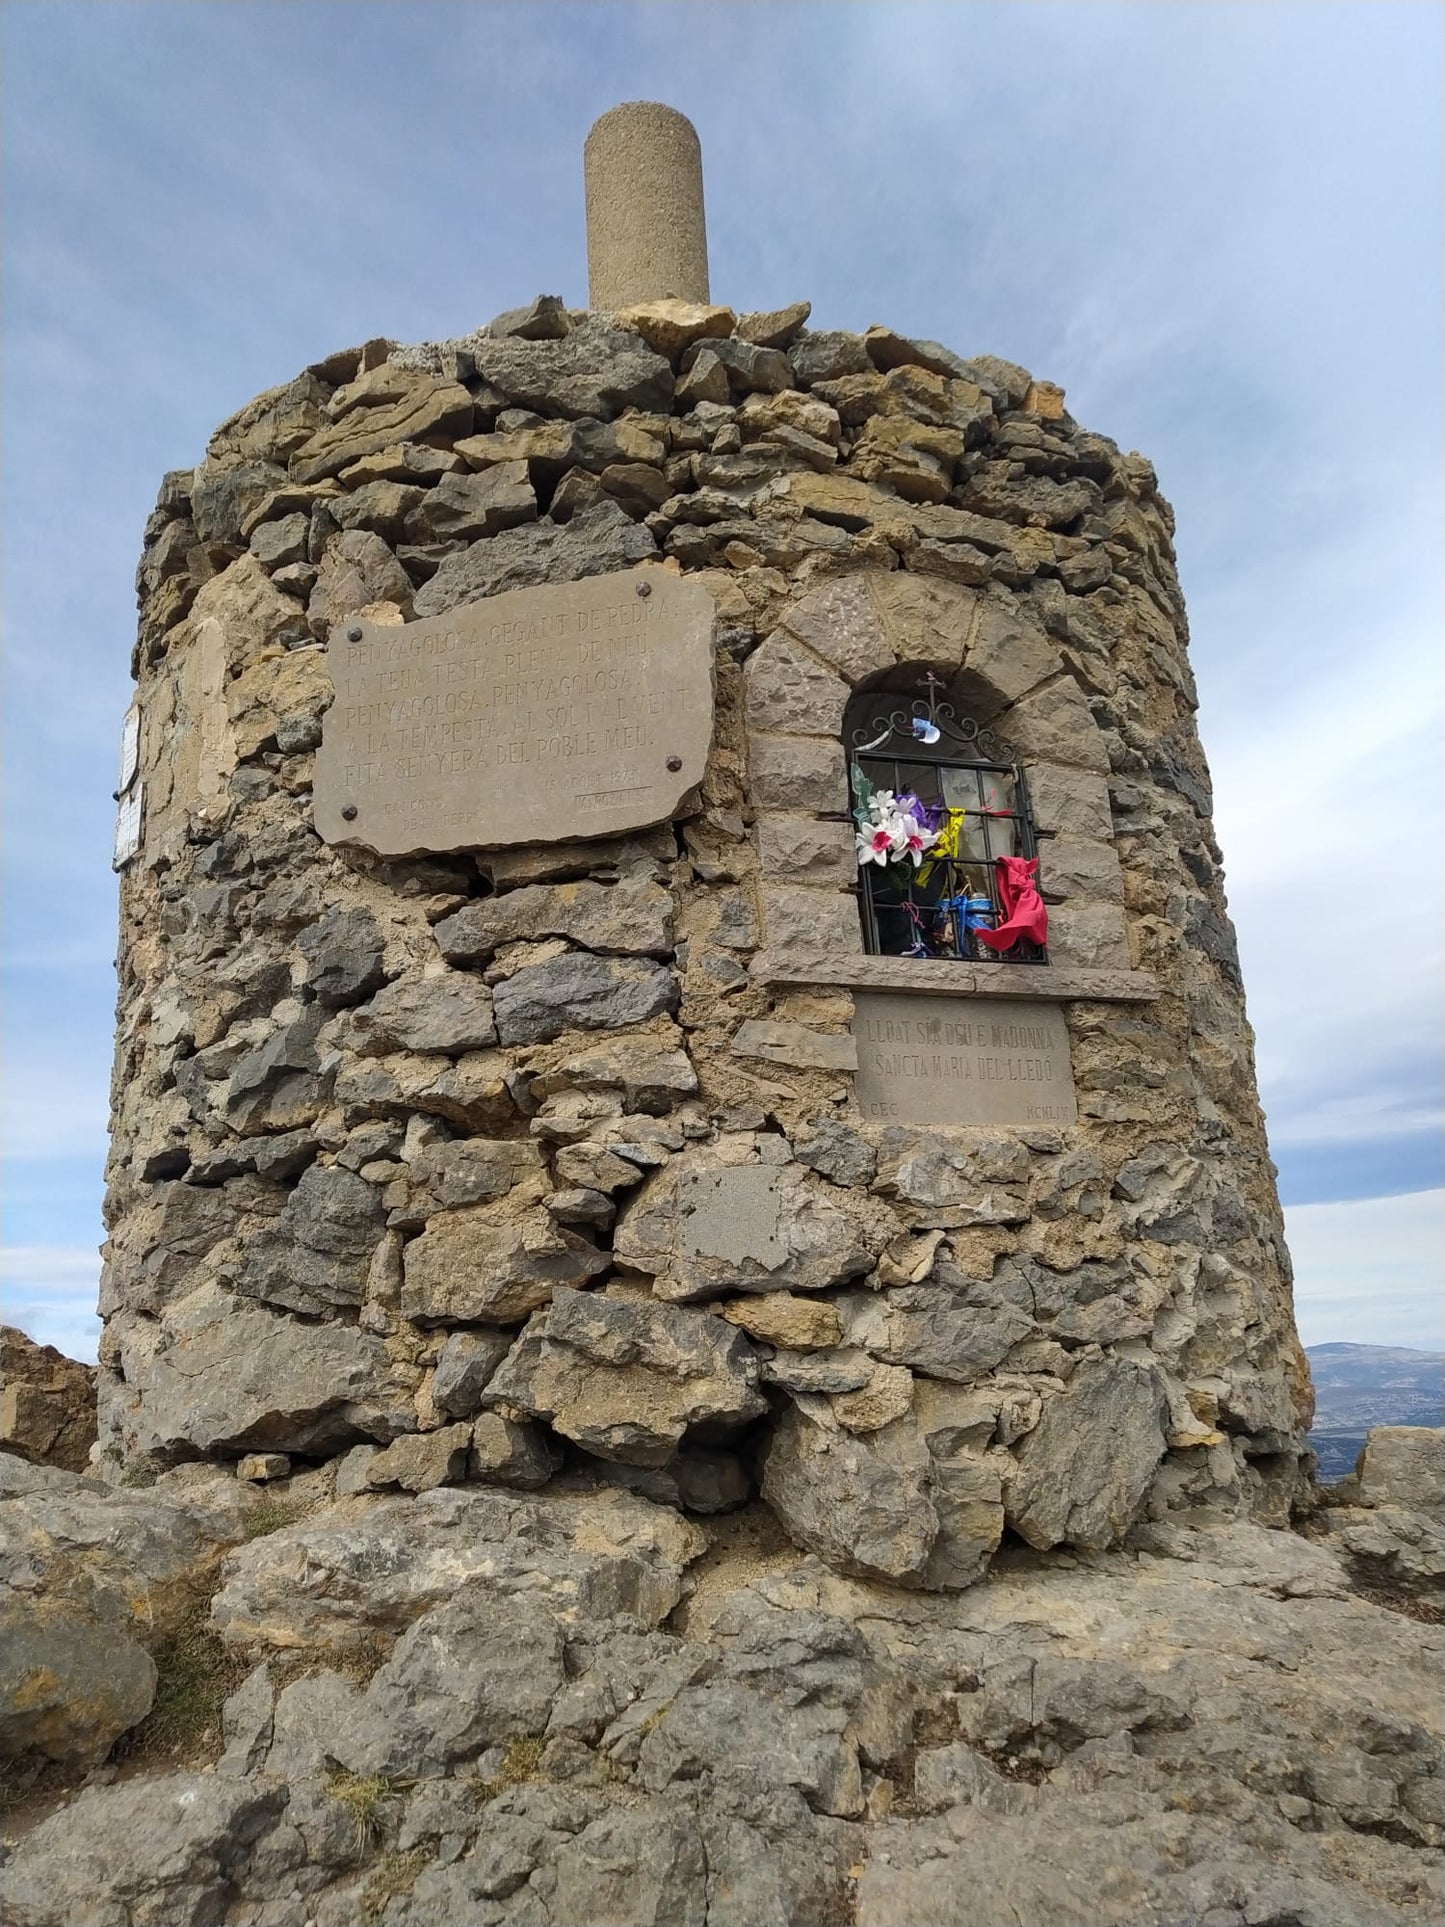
[916,808,966,888]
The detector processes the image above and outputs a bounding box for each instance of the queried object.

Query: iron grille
[846,678,1047,964]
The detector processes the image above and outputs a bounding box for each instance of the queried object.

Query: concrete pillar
[584,102,710,310]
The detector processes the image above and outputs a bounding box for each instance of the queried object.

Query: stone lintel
[749,953,1158,1003]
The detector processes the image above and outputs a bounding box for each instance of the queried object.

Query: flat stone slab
[751,951,1157,1003]
[314,569,714,856]
[852,993,1078,1128]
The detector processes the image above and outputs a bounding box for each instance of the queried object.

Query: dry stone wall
[103,294,1312,1588]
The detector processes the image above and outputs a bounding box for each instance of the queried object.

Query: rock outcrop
[2,1436,1442,1925]
[0,1326,97,1473]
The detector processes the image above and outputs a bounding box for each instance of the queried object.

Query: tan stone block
[1026,763,1114,841]
[615,298,736,361]
[758,884,862,955]
[831,1363,914,1432]
[744,629,850,736]
[1046,899,1132,969]
[1025,380,1067,418]
[780,574,895,685]
[771,470,907,534]
[963,597,1059,711]
[1038,836,1125,905]
[188,554,308,668]
[865,573,977,669]
[737,390,841,447]
[719,1293,843,1350]
[291,377,474,484]
[756,812,856,886]
[730,1019,858,1073]
[735,300,811,348]
[748,732,847,810]
[1000,679,1109,772]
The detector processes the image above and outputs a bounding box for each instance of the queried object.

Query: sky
[2,0,1441,1364]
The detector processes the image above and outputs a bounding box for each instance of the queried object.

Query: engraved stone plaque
[313,569,714,856]
[852,993,1077,1128]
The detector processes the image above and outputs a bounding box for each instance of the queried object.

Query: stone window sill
[748,952,1158,1003]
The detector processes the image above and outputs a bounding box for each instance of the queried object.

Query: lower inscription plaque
[313,568,714,856]
[851,993,1078,1127]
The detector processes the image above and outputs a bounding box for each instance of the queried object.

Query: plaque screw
[636,579,652,597]
[666,755,683,772]
[342,805,358,821]
[347,625,363,642]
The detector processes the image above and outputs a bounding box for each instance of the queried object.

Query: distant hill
[1306,1343,1444,1481]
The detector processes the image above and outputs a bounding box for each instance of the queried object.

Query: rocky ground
[2,1423,1441,1926]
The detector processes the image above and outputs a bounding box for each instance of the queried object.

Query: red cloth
[973,855,1048,953]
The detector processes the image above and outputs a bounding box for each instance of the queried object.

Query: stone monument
[101,101,1313,1590]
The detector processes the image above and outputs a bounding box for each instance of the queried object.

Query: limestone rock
[730,1019,858,1072]
[756,811,855,886]
[298,904,388,1007]
[470,1410,558,1488]
[361,1590,569,1777]
[290,373,473,483]
[1357,1425,1445,1512]
[468,319,674,419]
[780,571,895,682]
[304,528,411,636]
[404,461,537,541]
[613,1142,890,1302]
[486,1288,767,1467]
[210,1483,704,1652]
[1006,1357,1170,1550]
[789,330,874,385]
[431,1328,514,1417]
[0,1458,238,1770]
[233,1162,385,1316]
[736,300,812,348]
[720,1294,843,1351]
[793,1117,877,1187]
[744,627,851,736]
[401,1198,609,1324]
[0,1326,96,1473]
[492,951,679,1046]
[209,372,328,465]
[682,334,793,395]
[614,298,736,360]
[487,292,571,339]
[189,457,289,545]
[350,970,497,1054]
[1320,1427,1445,1595]
[527,1033,699,1113]
[435,874,673,965]
[0,1772,287,1926]
[0,1593,156,1775]
[336,1423,472,1494]
[588,1447,751,1514]
[761,1401,938,1582]
[236,1452,289,1482]
[412,500,657,617]
[112,1281,415,1462]
[412,1136,542,1208]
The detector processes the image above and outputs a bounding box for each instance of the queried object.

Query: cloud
[0,1244,102,1364]
[1284,1189,1445,1352]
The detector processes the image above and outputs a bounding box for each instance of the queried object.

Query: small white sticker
[113,782,144,869]
[119,704,141,792]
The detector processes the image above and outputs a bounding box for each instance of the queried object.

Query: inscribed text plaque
[313,569,714,856]
[851,992,1077,1127]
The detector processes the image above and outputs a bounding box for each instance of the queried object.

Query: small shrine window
[846,674,1047,962]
